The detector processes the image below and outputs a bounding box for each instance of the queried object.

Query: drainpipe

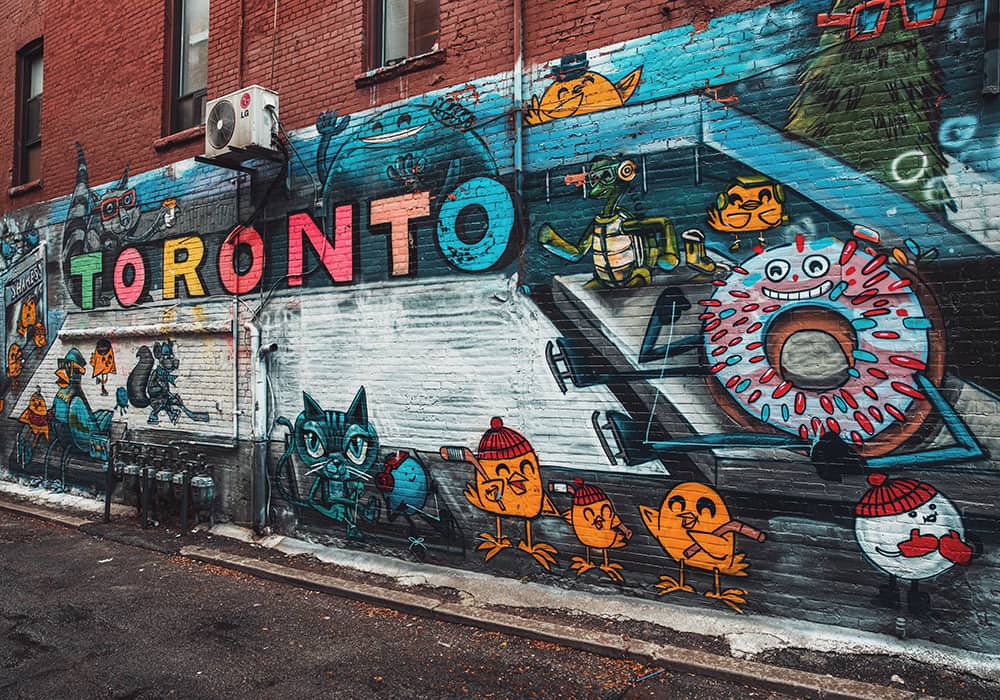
[247,321,273,533]
[513,0,525,214]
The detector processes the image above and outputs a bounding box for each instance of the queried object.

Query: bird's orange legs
[570,547,596,576]
[598,549,625,582]
[704,567,748,614]
[655,559,696,596]
[476,515,512,561]
[518,519,557,570]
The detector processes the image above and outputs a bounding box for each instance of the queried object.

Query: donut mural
[702,232,944,457]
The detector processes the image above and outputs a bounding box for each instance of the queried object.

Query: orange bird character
[640,483,766,613]
[525,53,642,126]
[90,338,117,396]
[557,477,632,582]
[19,388,50,449]
[706,175,788,251]
[442,417,559,569]
[16,298,37,338]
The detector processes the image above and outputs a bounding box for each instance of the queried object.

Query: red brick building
[1,0,999,657]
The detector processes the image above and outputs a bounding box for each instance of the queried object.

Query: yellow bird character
[706,175,788,251]
[16,298,37,338]
[7,343,24,390]
[640,482,766,613]
[525,53,641,126]
[441,417,559,569]
[556,477,632,582]
[18,388,50,450]
[90,337,117,396]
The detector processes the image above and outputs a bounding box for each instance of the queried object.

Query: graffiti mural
[271,389,464,554]
[788,0,953,211]
[1,244,47,415]
[554,477,632,582]
[4,0,1000,657]
[374,450,464,558]
[273,389,381,540]
[315,96,517,275]
[61,143,175,309]
[705,176,788,251]
[538,155,731,288]
[567,228,985,483]
[855,473,974,613]
[15,348,114,487]
[641,483,766,613]
[90,338,116,397]
[125,340,209,425]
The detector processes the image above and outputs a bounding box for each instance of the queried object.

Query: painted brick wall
[2,0,1000,656]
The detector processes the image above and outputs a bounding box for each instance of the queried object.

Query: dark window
[15,40,43,184]
[370,0,439,68]
[987,0,1000,93]
[171,0,209,132]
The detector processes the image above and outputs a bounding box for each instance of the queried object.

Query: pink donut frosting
[700,235,932,448]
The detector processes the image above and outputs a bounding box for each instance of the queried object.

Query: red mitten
[898,528,938,557]
[938,530,973,565]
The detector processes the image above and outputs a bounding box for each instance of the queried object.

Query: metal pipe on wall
[513,0,525,208]
[246,320,271,533]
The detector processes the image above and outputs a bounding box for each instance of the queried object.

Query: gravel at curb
[182,545,929,700]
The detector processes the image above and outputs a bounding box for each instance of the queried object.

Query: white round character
[854,473,971,581]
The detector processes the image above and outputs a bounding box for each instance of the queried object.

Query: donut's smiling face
[760,253,835,301]
[741,237,842,301]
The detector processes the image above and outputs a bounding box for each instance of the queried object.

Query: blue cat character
[274,387,380,539]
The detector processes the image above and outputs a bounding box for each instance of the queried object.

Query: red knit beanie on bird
[854,472,937,518]
[477,417,534,461]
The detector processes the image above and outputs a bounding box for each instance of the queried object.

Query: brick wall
[1,0,999,656]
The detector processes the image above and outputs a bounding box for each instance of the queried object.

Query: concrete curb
[181,545,928,700]
[0,498,94,529]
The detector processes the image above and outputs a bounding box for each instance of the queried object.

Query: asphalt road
[0,509,787,699]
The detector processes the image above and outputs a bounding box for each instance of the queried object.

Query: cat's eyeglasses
[99,189,137,221]
[816,0,947,40]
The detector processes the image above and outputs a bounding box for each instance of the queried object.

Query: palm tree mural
[785,0,954,212]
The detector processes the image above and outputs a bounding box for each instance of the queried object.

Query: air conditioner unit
[204,85,279,157]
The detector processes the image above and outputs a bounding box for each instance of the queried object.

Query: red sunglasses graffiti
[816,0,947,41]
[99,188,138,221]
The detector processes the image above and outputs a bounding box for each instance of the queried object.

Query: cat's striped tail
[61,142,91,258]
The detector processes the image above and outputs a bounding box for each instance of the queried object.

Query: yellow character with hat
[441,417,559,569]
[706,175,788,251]
[557,477,632,582]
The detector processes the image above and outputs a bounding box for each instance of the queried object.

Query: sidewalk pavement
[2,479,997,700]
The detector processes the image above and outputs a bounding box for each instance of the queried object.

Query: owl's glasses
[816,0,947,40]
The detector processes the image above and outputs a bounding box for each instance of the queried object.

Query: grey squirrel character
[126,340,209,424]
